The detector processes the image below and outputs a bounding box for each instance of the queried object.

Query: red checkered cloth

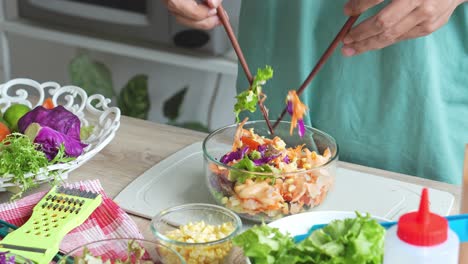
[0,179,144,260]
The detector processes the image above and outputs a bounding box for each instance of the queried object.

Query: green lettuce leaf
[234,66,274,122]
[233,213,385,264]
[229,156,277,183]
[234,90,258,122]
[300,212,385,264]
[252,65,274,89]
[233,224,296,264]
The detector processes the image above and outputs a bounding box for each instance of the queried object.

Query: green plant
[68,53,209,132]
[163,86,209,133]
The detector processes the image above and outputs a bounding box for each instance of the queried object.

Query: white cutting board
[114,142,454,222]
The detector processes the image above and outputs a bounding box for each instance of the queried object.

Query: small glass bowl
[203,120,339,222]
[57,238,185,264]
[151,203,242,264]
[0,252,32,264]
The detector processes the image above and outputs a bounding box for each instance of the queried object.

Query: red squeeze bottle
[383,188,459,264]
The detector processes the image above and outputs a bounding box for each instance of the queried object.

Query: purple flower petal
[287,100,293,115]
[220,146,249,164]
[298,119,305,138]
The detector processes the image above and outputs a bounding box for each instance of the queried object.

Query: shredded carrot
[233,117,248,151]
[287,91,307,135]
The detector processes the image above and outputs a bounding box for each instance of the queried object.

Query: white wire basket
[0,78,121,191]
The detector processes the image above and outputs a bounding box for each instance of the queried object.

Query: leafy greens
[233,212,385,264]
[0,133,73,199]
[230,156,278,184]
[234,66,274,122]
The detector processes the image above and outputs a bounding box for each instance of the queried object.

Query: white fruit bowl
[0,78,121,191]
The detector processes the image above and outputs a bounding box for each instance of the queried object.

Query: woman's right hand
[163,0,223,30]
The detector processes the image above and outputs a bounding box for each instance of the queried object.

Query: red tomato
[241,137,260,150]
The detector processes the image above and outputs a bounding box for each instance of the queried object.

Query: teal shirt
[236,1,468,184]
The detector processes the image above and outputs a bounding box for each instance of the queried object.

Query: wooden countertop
[1,116,464,261]
[73,115,463,237]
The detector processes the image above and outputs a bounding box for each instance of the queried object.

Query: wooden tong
[273,15,360,128]
[217,4,359,134]
[217,5,274,134]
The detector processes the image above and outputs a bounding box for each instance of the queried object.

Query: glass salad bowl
[203,120,338,222]
[57,238,185,264]
[151,203,242,264]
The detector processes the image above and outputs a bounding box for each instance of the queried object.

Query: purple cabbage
[253,154,280,166]
[283,155,291,164]
[298,119,306,138]
[287,100,293,115]
[18,106,81,140]
[0,252,15,264]
[220,147,249,164]
[257,145,267,156]
[25,123,87,160]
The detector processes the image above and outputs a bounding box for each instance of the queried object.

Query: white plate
[268,211,388,236]
[240,211,389,264]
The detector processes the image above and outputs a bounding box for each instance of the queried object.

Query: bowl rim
[202,120,340,176]
[59,238,185,263]
[151,203,243,247]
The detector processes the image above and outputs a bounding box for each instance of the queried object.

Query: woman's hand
[162,0,223,30]
[341,0,467,56]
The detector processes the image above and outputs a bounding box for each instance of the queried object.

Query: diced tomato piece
[241,136,261,150]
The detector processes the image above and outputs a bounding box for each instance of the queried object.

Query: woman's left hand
[341,0,467,56]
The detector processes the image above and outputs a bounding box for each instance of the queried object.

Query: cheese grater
[0,186,102,264]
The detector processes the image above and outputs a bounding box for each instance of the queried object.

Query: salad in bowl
[203,119,338,222]
[204,65,338,222]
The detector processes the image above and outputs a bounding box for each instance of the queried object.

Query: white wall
[2,2,238,131]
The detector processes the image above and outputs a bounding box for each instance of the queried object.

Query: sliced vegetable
[18,106,82,140]
[252,154,280,166]
[286,91,307,138]
[230,156,277,183]
[241,137,261,151]
[25,123,87,160]
[220,146,249,164]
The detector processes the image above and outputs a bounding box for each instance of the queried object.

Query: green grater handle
[0,220,66,263]
[0,186,102,264]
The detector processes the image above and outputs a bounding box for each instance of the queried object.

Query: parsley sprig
[0,133,74,199]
